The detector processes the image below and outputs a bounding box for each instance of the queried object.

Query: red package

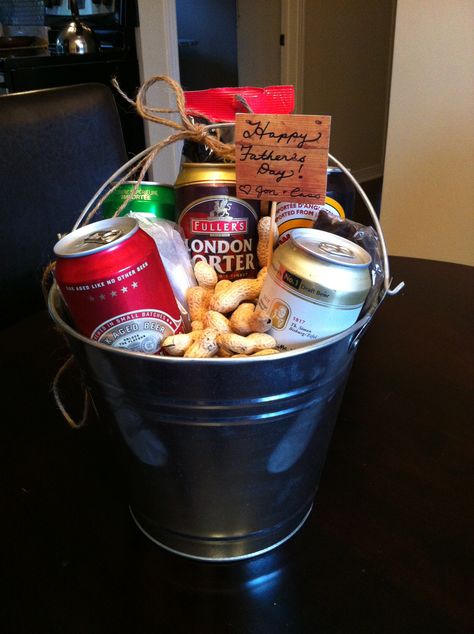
[184,85,295,122]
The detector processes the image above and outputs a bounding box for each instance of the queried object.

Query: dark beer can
[54,217,183,354]
[101,181,175,221]
[174,163,260,280]
[325,167,356,219]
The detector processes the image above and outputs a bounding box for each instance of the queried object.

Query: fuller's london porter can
[174,163,259,280]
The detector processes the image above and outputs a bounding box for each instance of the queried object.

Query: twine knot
[191,122,213,144]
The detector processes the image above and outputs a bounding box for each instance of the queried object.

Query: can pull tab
[83,229,123,245]
[319,242,354,258]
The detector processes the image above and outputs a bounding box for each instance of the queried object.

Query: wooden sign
[235,114,331,203]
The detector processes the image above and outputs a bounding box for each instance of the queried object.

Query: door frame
[135,0,182,184]
[280,0,306,113]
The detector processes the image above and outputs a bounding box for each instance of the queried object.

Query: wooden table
[1,256,472,633]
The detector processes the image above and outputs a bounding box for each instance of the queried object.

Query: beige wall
[381,0,474,266]
[303,0,396,182]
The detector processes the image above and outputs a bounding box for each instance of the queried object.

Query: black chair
[0,83,128,328]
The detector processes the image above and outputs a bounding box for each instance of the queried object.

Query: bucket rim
[48,283,378,364]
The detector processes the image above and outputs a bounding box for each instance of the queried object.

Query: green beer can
[101,181,175,221]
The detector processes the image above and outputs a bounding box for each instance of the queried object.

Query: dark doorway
[176,0,238,90]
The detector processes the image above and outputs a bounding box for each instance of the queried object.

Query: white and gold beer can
[257,228,372,350]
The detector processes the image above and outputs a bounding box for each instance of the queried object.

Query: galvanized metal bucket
[48,154,402,561]
[49,285,375,560]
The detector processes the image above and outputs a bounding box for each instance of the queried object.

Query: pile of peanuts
[162,216,279,359]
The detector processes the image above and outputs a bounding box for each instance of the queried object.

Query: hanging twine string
[42,260,56,305]
[52,355,90,430]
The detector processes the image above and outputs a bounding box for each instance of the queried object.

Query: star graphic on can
[89,296,95,302]
[121,286,128,293]
[132,281,138,289]
[99,294,106,300]
[110,291,117,297]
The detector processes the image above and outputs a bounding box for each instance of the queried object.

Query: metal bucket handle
[73,126,404,297]
[327,153,404,297]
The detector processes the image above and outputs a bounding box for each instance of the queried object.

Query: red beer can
[54,217,183,354]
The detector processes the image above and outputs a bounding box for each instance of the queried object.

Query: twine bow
[115,74,236,160]
[84,75,236,225]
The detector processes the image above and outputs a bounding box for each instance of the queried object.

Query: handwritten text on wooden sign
[235,114,331,203]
